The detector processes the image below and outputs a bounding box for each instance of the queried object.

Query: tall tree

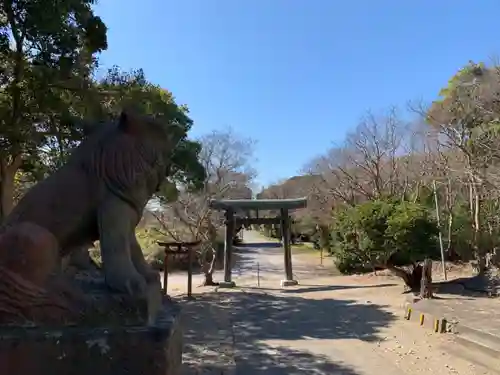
[0,0,107,220]
[155,127,255,285]
[8,66,207,208]
[426,62,500,272]
[305,108,408,208]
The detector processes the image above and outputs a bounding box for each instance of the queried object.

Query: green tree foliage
[3,63,207,216]
[94,67,206,199]
[331,200,439,274]
[0,0,107,219]
[427,61,500,164]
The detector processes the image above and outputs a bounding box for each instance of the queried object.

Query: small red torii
[157,240,201,299]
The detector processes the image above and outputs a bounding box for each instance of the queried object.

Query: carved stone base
[63,270,163,327]
[0,298,182,375]
[218,281,236,288]
[280,279,298,287]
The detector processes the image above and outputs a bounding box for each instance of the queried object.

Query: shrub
[331,199,439,274]
[386,201,439,263]
[291,217,317,242]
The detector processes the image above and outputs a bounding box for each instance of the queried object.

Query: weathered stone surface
[0,109,186,300]
[0,266,78,326]
[0,223,82,326]
[0,223,59,285]
[0,267,163,328]
[0,111,187,374]
[280,279,299,287]
[0,298,182,375]
[67,269,163,327]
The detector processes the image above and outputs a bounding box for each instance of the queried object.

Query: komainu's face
[141,115,187,154]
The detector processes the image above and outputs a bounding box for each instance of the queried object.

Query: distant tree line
[257,62,500,288]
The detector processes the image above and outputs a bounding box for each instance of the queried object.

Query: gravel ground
[178,231,496,375]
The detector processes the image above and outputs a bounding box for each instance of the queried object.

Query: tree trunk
[469,179,474,217]
[471,181,485,274]
[201,221,219,286]
[445,179,457,260]
[0,156,22,222]
[446,212,456,259]
[412,181,421,203]
[202,271,217,286]
[202,257,218,286]
[420,258,433,299]
[201,244,218,286]
[386,255,422,292]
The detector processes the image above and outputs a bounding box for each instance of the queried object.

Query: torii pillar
[209,197,307,288]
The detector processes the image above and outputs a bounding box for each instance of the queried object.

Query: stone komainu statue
[0,110,186,323]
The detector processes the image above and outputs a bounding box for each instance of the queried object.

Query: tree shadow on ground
[236,242,282,249]
[239,283,397,294]
[278,283,398,294]
[235,344,361,375]
[181,289,396,374]
[180,296,235,374]
[432,274,500,298]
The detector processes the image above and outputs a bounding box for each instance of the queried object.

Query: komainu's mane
[72,124,166,212]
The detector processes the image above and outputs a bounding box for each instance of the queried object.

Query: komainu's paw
[104,267,147,296]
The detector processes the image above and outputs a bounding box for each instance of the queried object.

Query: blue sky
[94,0,498,188]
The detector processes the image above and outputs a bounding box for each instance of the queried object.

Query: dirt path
[180,293,235,374]
[247,279,487,375]
[179,231,495,374]
[232,230,337,285]
[181,281,493,375]
[162,229,334,295]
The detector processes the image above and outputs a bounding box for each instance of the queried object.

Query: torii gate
[209,197,307,288]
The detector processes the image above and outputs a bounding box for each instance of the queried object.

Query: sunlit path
[232,230,337,287]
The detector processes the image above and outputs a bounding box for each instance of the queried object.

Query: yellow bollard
[405,307,412,320]
[434,319,440,332]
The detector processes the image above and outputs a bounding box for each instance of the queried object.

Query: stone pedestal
[0,299,182,375]
[218,281,236,288]
[0,271,183,375]
[280,279,298,287]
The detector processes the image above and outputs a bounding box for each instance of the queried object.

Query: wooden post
[420,258,433,298]
[163,247,169,296]
[280,208,297,286]
[158,240,201,297]
[187,244,193,298]
[220,209,236,287]
[257,262,260,287]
